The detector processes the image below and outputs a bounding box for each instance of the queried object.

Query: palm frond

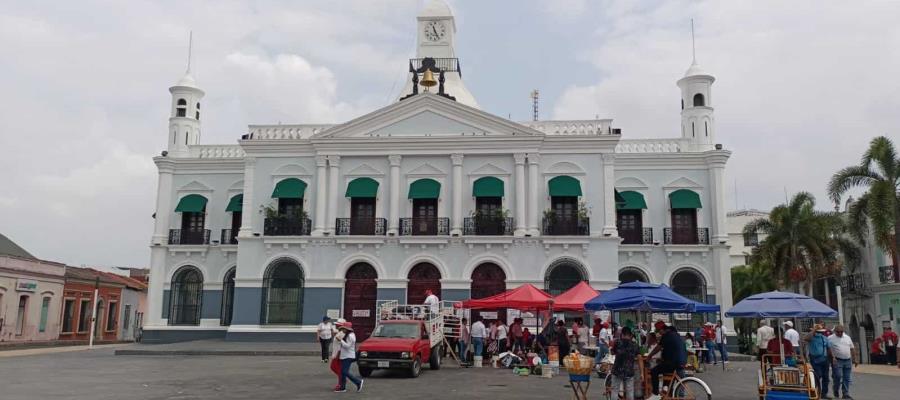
[827,165,880,203]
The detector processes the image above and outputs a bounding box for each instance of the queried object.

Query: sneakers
[333,389,346,393]
[724,360,729,364]
[357,380,365,393]
[647,395,661,400]
[821,395,831,399]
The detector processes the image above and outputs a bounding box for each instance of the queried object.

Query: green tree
[731,261,776,353]
[743,192,860,293]
[828,136,900,270]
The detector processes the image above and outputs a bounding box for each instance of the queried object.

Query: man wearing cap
[714,320,729,364]
[808,324,831,398]
[827,325,854,399]
[702,322,717,364]
[423,289,440,318]
[335,321,364,393]
[646,325,687,400]
[784,321,800,355]
[756,320,775,360]
[881,326,898,365]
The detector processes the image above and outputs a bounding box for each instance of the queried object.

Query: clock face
[423,21,446,42]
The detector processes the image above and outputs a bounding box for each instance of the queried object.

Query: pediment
[178,180,212,192]
[545,161,586,175]
[663,177,703,189]
[407,163,446,176]
[344,163,384,177]
[615,177,648,189]
[272,163,311,176]
[314,93,543,139]
[469,163,509,176]
[229,180,244,191]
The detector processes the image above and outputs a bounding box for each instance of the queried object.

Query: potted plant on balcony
[577,200,591,225]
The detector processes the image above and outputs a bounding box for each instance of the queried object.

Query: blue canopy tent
[585,281,720,313]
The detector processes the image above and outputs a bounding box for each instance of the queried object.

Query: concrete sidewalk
[0,343,131,358]
[114,339,320,356]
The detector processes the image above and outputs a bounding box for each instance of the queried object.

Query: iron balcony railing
[409,57,461,75]
[264,217,312,236]
[541,216,590,236]
[879,265,899,284]
[463,217,514,236]
[663,228,710,245]
[336,218,387,236]
[620,227,653,245]
[168,229,210,245]
[841,273,871,296]
[399,217,450,236]
[220,229,238,245]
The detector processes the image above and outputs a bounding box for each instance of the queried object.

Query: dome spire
[175,31,199,88]
[185,30,193,74]
[691,18,697,65]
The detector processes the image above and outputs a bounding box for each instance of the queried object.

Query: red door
[471,263,507,323]
[344,263,378,341]
[407,263,441,305]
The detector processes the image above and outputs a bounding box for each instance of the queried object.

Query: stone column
[327,155,341,233]
[147,159,175,327]
[602,153,618,237]
[706,153,729,242]
[527,154,541,236]
[514,153,527,236]
[451,153,464,236]
[238,157,256,237]
[312,155,328,236]
[388,155,402,236]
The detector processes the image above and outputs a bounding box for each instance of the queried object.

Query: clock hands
[432,25,439,38]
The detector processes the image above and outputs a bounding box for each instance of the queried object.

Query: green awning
[345,177,379,198]
[226,194,243,212]
[408,178,441,199]
[548,176,582,197]
[614,190,626,206]
[271,178,307,199]
[617,191,647,210]
[669,189,702,209]
[472,176,504,197]
[174,194,208,213]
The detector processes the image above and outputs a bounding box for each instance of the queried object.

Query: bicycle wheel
[669,376,712,400]
[602,373,615,400]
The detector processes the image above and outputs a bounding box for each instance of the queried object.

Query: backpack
[808,334,827,362]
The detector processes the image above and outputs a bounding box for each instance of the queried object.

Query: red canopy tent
[460,283,554,310]
[551,281,599,312]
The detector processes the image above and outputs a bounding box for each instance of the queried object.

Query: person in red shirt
[766,327,795,365]
[870,337,885,364]
[882,326,898,365]
[702,322,717,364]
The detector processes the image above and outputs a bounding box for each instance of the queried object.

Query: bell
[420,69,437,91]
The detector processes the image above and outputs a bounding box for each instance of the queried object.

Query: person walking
[458,317,470,363]
[808,325,832,399]
[715,320,729,364]
[784,321,801,355]
[317,316,334,363]
[828,325,855,399]
[595,321,612,368]
[471,317,486,364]
[576,318,590,353]
[335,322,364,393]
[881,326,898,365]
[756,320,775,360]
[611,327,639,400]
[703,322,717,364]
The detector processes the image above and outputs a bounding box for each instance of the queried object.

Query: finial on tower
[186,30,193,74]
[691,19,696,64]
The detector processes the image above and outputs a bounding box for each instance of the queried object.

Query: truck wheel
[430,345,442,370]
[359,367,372,378]
[409,357,422,378]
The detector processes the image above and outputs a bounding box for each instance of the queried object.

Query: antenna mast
[530,89,539,121]
[186,30,193,73]
[690,19,696,63]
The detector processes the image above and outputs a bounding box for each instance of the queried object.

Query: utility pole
[89,276,100,349]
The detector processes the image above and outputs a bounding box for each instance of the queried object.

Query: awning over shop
[669,189,702,209]
[225,194,243,212]
[617,191,647,210]
[345,177,379,198]
[552,281,600,312]
[460,284,553,310]
[408,178,441,199]
[174,194,208,213]
[548,176,582,197]
[472,176,504,197]
[271,178,307,199]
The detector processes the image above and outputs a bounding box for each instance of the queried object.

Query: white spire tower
[167,31,205,157]
[677,20,716,150]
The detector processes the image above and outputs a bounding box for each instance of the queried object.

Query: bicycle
[603,369,712,400]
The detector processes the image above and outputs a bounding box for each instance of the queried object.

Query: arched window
[693,93,705,107]
[618,267,649,284]
[344,262,378,340]
[471,263,507,323]
[544,258,586,296]
[220,267,236,326]
[407,262,441,304]
[670,268,707,331]
[261,260,304,325]
[176,98,187,117]
[169,267,203,325]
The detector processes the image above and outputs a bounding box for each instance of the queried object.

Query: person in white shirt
[594,322,612,367]
[423,289,440,317]
[335,322,363,393]
[577,318,590,353]
[496,320,509,353]
[715,320,729,363]
[471,318,486,362]
[827,325,854,399]
[756,320,775,359]
[783,321,800,354]
[317,316,334,362]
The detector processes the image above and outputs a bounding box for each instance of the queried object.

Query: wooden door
[407,263,441,305]
[551,196,578,235]
[181,211,205,243]
[475,197,502,234]
[616,209,643,244]
[351,198,376,235]
[344,263,378,340]
[412,199,437,235]
[671,209,698,244]
[471,263,507,323]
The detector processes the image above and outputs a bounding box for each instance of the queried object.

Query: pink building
[0,234,66,343]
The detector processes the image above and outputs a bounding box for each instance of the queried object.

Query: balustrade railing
[620,227,653,245]
[336,218,387,236]
[220,229,238,245]
[463,217,514,236]
[879,265,899,284]
[541,216,590,236]
[264,217,312,236]
[663,228,710,245]
[841,272,871,296]
[399,217,449,236]
[168,229,210,245]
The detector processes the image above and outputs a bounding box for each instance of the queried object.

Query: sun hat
[784,321,793,328]
[704,322,714,326]
[340,321,354,331]
[815,324,826,332]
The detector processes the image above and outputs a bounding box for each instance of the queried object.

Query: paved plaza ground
[2,345,898,400]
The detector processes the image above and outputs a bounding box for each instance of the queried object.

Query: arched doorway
[471,263,507,323]
[407,262,441,305]
[169,266,203,326]
[618,267,649,284]
[261,260,304,325]
[670,268,707,331]
[221,267,236,326]
[544,258,586,296]
[344,262,378,340]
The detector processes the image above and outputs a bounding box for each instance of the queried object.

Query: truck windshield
[372,324,420,339]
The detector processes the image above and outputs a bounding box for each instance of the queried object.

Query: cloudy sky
[1,0,898,268]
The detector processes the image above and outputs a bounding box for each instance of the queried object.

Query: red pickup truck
[356,320,442,378]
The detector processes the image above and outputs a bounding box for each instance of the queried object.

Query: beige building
[0,234,66,343]
[726,210,768,268]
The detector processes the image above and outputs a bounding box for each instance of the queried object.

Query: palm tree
[731,261,776,352]
[828,136,900,270]
[744,192,860,293]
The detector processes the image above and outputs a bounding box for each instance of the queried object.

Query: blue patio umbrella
[584,281,720,313]
[725,291,837,319]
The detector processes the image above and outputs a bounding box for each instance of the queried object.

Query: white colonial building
[144,1,733,342]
